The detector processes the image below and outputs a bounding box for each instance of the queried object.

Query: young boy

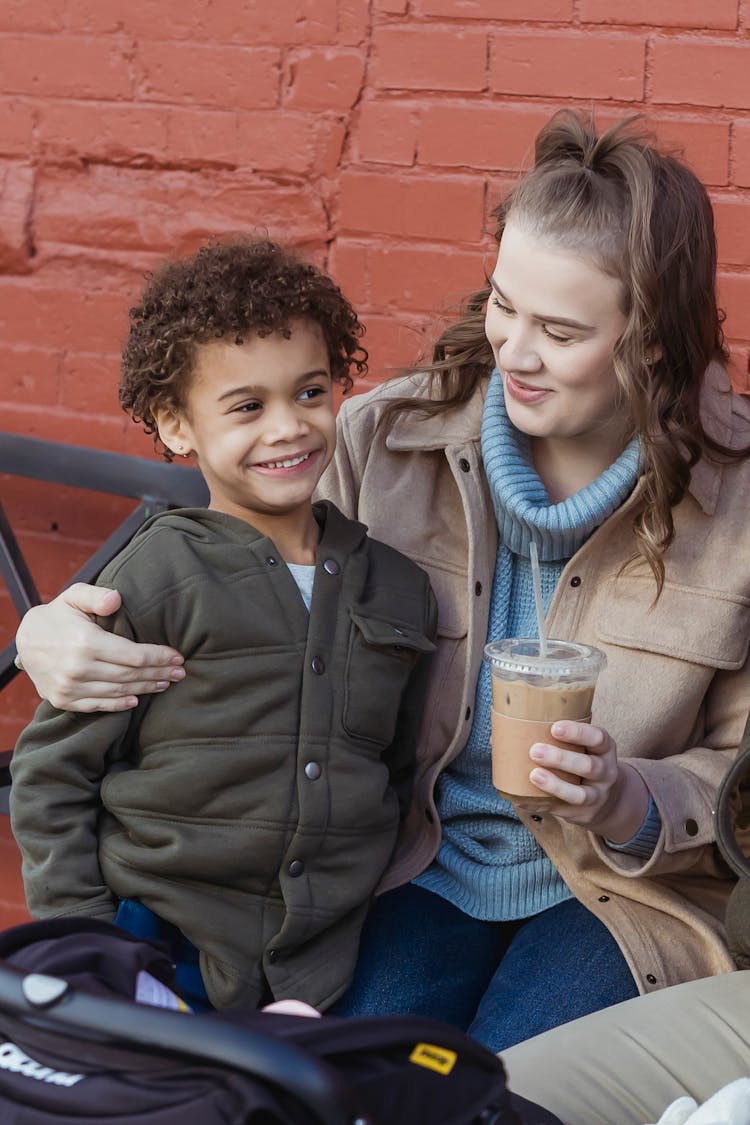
[10,239,437,1012]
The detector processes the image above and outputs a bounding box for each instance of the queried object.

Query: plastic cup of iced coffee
[485,638,607,800]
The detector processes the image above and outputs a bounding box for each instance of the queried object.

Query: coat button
[570,576,581,588]
[685,818,699,837]
[267,948,279,963]
[465,707,471,721]
[323,558,340,575]
[475,581,482,596]
[598,895,609,903]
[646,973,657,985]
[531,815,543,822]
[310,656,325,675]
[288,860,304,878]
[265,556,278,567]
[459,458,471,472]
[304,761,321,780]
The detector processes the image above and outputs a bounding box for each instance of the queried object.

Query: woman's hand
[515,720,650,842]
[15,583,185,713]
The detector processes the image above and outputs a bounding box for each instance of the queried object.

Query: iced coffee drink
[485,638,607,800]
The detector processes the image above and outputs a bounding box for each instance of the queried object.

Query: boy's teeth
[264,453,309,469]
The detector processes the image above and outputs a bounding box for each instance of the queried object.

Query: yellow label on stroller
[408,1043,457,1075]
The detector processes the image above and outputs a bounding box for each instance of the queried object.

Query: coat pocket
[343,609,436,746]
[596,577,750,670]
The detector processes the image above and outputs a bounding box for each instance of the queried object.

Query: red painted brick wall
[2,2,750,744]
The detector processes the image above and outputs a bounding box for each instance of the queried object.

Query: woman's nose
[497,331,542,373]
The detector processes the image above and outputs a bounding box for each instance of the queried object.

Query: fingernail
[155,681,170,691]
[169,656,185,666]
[530,769,547,786]
[551,722,567,738]
[169,668,186,682]
[530,744,545,761]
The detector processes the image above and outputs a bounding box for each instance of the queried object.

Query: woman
[15,112,750,1052]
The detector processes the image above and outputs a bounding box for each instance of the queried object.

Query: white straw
[529,540,547,657]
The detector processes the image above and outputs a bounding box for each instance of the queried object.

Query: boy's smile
[157,319,336,553]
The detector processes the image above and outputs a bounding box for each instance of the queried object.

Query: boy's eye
[234,402,261,413]
[298,386,327,401]
[491,297,514,315]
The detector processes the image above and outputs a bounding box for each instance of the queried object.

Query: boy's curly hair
[120,238,368,460]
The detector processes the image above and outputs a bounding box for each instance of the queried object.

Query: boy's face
[159,319,336,529]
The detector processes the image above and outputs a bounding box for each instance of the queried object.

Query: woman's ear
[156,407,193,459]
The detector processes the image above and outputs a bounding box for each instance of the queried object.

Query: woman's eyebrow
[489,275,595,332]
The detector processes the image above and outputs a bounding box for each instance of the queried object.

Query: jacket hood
[128,499,369,555]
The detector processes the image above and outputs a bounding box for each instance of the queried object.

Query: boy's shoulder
[96,507,264,599]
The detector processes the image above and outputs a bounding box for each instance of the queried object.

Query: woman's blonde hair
[381,110,740,592]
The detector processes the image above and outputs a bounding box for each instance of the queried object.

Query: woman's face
[485,221,629,463]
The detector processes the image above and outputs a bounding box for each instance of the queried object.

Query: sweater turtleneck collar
[481,368,641,562]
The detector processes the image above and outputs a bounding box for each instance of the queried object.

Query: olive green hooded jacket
[11,500,436,1011]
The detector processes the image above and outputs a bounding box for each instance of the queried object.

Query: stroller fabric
[0,918,560,1124]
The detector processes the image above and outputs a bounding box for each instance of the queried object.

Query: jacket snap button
[265,556,278,567]
[267,948,279,963]
[459,458,471,472]
[310,656,325,675]
[475,581,482,596]
[531,814,543,822]
[570,576,581,588]
[323,558,340,575]
[685,818,699,836]
[598,895,609,903]
[288,860,304,878]
[304,761,321,780]
[465,707,471,721]
[646,973,657,985]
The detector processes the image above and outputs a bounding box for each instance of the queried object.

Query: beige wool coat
[318,362,750,996]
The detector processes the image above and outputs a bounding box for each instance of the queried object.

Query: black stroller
[0,918,560,1124]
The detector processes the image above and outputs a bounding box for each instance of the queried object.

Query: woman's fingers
[525,723,618,811]
[16,585,185,711]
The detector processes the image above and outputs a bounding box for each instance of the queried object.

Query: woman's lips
[505,374,551,405]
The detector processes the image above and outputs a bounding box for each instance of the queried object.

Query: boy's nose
[265,406,309,441]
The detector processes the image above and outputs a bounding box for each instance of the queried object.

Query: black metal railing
[0,432,206,695]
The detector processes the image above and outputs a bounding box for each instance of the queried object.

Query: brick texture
[491,31,645,100]
[2,4,750,750]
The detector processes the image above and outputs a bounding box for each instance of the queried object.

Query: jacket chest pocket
[596,577,750,671]
[343,610,436,746]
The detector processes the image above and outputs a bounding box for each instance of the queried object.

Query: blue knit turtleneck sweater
[414,370,642,921]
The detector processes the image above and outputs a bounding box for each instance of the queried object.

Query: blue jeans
[114,898,212,1011]
[331,884,639,1053]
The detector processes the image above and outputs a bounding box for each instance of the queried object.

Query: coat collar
[384,374,486,452]
[382,363,745,516]
[313,498,369,555]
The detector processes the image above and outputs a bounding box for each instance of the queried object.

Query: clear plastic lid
[484,638,606,680]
